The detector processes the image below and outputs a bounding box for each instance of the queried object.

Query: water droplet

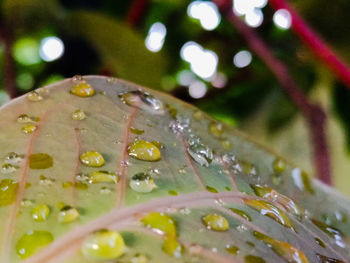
[39,175,55,186]
[0,179,19,206]
[168,190,178,196]
[291,168,314,194]
[32,204,50,222]
[141,212,177,238]
[316,254,345,263]
[254,231,309,263]
[21,199,34,207]
[22,124,37,134]
[229,208,252,221]
[90,171,118,184]
[16,230,54,259]
[17,114,34,123]
[119,91,165,114]
[162,237,183,258]
[244,255,266,263]
[27,91,43,102]
[209,122,224,138]
[58,205,79,223]
[206,185,218,193]
[314,237,326,248]
[128,140,161,162]
[129,172,157,193]
[130,127,144,135]
[29,153,53,169]
[80,151,105,167]
[244,199,296,231]
[71,109,86,120]
[187,143,213,167]
[100,187,112,194]
[81,229,125,261]
[273,158,286,173]
[221,139,232,150]
[225,245,239,255]
[1,163,18,174]
[311,219,345,248]
[4,152,23,165]
[202,213,229,231]
[70,82,95,97]
[72,75,84,82]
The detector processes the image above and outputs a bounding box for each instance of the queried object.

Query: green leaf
[68,11,168,89]
[0,76,349,263]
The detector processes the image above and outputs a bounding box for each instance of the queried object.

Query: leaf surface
[0,76,349,263]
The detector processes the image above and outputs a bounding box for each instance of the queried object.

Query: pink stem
[268,0,350,90]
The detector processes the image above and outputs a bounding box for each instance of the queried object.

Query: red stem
[126,0,149,27]
[214,1,331,185]
[0,27,17,98]
[268,0,350,91]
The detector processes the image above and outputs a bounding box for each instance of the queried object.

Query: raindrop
[4,152,23,165]
[16,230,54,259]
[80,151,105,167]
[0,179,19,206]
[91,171,119,184]
[22,124,37,134]
[128,140,161,162]
[31,204,50,222]
[119,91,165,114]
[58,205,80,223]
[1,163,18,174]
[187,143,213,167]
[71,109,87,120]
[129,172,157,193]
[27,91,43,102]
[202,213,229,231]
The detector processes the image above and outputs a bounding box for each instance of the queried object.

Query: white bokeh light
[233,50,252,68]
[177,70,196,86]
[233,0,265,27]
[189,80,207,99]
[187,1,221,31]
[180,41,218,79]
[145,22,167,52]
[273,9,292,29]
[39,37,64,62]
[211,72,227,88]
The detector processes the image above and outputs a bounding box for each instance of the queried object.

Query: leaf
[0,76,349,263]
[68,11,168,90]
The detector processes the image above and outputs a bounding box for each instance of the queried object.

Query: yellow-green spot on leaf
[58,206,80,223]
[81,229,125,261]
[29,153,53,169]
[254,231,309,263]
[244,199,296,231]
[202,213,229,231]
[22,124,37,134]
[130,127,144,135]
[32,204,50,222]
[167,104,178,119]
[129,172,157,193]
[141,212,177,238]
[16,230,54,259]
[244,255,266,263]
[225,245,239,255]
[162,237,183,258]
[27,91,43,102]
[62,181,73,188]
[0,179,19,206]
[168,190,178,196]
[80,151,105,167]
[70,82,95,97]
[209,121,224,138]
[71,109,86,120]
[128,140,161,162]
[206,185,218,193]
[229,208,252,221]
[91,171,119,184]
[75,182,88,190]
[221,139,232,150]
[1,163,18,174]
[273,158,286,173]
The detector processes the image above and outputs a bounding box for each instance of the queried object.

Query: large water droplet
[225,245,239,255]
[16,230,54,259]
[29,153,53,169]
[130,127,144,135]
[4,152,24,165]
[202,213,229,231]
[119,91,165,114]
[229,208,252,221]
[70,80,95,97]
[80,151,105,167]
[273,158,286,173]
[81,229,125,261]
[141,212,177,238]
[58,205,80,223]
[128,140,161,162]
[254,231,309,263]
[17,114,38,123]
[32,204,50,222]
[162,237,183,258]
[311,219,345,248]
[129,172,157,193]
[187,143,213,167]
[0,179,19,206]
[91,171,118,184]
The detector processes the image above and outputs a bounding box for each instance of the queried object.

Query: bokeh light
[187,1,221,31]
[39,36,65,62]
[273,9,292,29]
[233,50,252,68]
[233,0,265,28]
[145,22,167,52]
[189,80,207,99]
